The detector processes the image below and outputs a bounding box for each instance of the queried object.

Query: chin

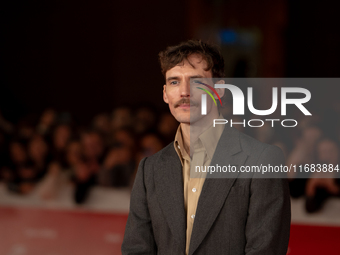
[172,112,190,124]
[175,116,191,124]
[190,115,206,125]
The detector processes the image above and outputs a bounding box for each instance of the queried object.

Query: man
[122,40,291,255]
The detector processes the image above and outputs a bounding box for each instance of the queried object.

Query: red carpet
[288,224,340,255]
[0,207,128,255]
[1,206,339,255]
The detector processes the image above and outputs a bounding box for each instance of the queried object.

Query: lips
[179,104,191,108]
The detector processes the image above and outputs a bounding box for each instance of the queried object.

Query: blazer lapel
[189,126,248,255]
[154,144,186,251]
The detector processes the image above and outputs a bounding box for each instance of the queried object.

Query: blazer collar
[154,144,187,251]
[189,126,248,255]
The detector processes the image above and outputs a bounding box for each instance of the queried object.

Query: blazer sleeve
[245,145,291,255]
[121,157,157,255]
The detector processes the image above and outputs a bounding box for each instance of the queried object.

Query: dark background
[1,0,340,124]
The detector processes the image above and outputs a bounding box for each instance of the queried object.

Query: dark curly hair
[158,39,225,78]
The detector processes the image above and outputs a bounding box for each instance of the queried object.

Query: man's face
[163,54,213,125]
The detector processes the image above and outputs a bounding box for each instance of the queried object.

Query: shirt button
[191,214,195,219]
[177,145,180,149]
[192,188,197,192]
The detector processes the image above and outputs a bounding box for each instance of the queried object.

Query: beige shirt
[174,121,225,255]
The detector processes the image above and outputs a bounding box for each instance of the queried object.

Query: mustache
[174,98,198,108]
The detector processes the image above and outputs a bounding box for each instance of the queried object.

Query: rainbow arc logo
[194,80,222,115]
[194,80,223,106]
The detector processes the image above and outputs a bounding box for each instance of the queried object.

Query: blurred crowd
[233,107,340,214]
[0,104,340,212]
[0,107,178,204]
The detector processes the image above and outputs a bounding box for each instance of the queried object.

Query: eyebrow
[166,76,178,82]
[190,75,204,79]
[166,75,204,82]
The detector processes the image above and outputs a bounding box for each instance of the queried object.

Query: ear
[215,79,225,98]
[163,85,169,104]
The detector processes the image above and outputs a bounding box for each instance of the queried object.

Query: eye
[170,81,179,85]
[192,80,201,85]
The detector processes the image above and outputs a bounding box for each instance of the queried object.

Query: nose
[179,79,190,98]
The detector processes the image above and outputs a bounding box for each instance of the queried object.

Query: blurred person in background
[272,140,289,160]
[5,136,51,195]
[111,107,133,132]
[27,134,50,180]
[0,111,14,134]
[92,113,111,143]
[98,128,137,188]
[133,132,164,183]
[36,140,83,201]
[253,121,275,144]
[287,126,323,197]
[33,139,80,201]
[80,129,105,170]
[136,132,164,163]
[111,128,136,152]
[17,121,35,141]
[15,114,38,141]
[50,123,72,167]
[72,160,95,204]
[158,112,178,145]
[8,140,28,169]
[98,145,134,188]
[134,105,157,134]
[35,161,65,200]
[36,108,56,136]
[1,140,28,193]
[0,130,9,169]
[65,140,83,168]
[16,161,37,194]
[304,139,340,213]
[0,166,14,185]
[72,129,105,204]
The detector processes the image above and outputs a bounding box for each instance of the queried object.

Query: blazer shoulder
[236,128,284,161]
[141,141,177,172]
[234,129,286,177]
[146,141,175,162]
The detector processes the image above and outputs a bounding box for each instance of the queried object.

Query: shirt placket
[186,143,205,254]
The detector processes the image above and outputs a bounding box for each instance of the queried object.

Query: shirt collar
[174,125,190,165]
[198,115,225,160]
[174,114,225,162]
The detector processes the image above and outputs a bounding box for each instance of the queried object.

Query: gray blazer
[122,126,291,255]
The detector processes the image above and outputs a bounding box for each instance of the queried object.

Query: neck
[180,110,220,156]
